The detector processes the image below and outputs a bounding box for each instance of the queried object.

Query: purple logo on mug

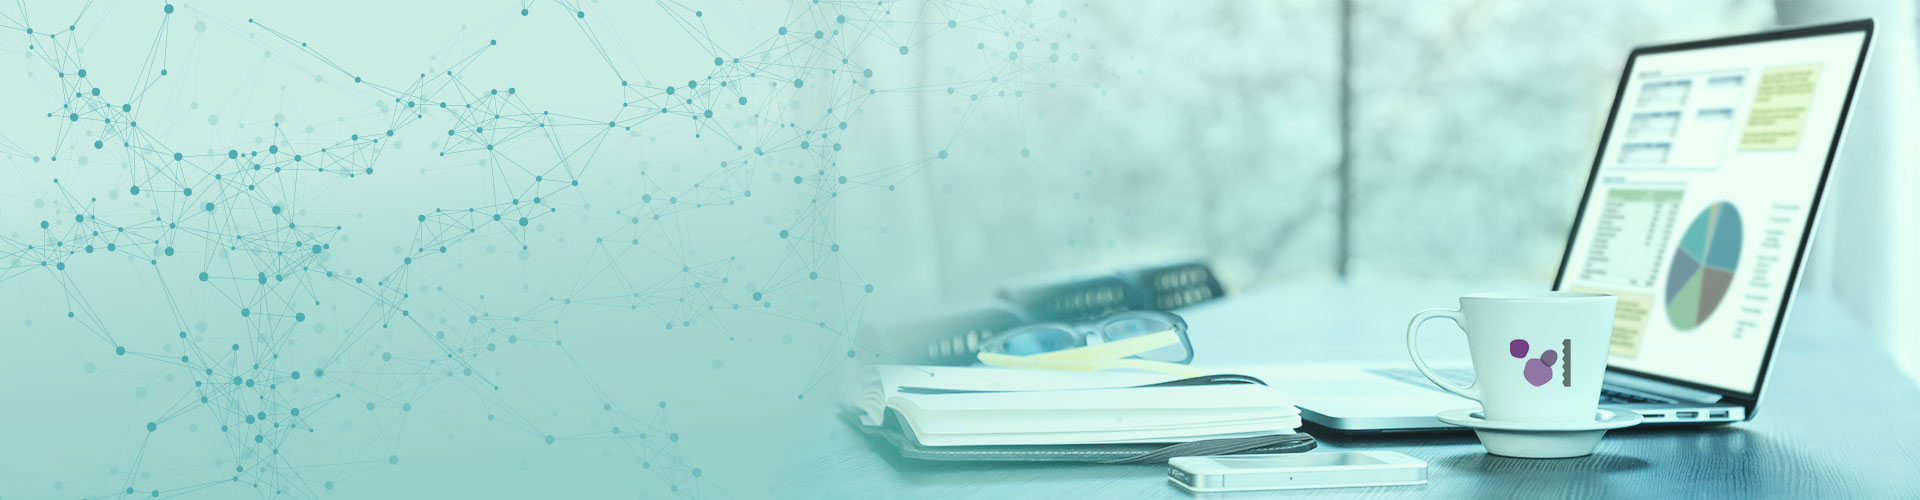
[1509,339,1572,387]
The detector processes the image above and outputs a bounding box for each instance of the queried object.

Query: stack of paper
[854,365,1301,447]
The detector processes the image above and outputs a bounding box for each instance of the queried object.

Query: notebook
[852,366,1303,448]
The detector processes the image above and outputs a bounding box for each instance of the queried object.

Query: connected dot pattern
[0,0,1095,497]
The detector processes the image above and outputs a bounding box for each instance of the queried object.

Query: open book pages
[855,365,1301,446]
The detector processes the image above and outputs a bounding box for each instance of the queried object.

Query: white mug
[1406,291,1617,424]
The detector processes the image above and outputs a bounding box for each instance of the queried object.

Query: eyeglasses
[975,311,1198,376]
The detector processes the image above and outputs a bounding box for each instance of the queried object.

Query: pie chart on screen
[1665,202,1741,330]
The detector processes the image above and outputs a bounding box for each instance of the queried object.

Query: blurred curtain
[1776,0,1920,382]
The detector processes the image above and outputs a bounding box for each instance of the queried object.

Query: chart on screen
[1664,202,1742,330]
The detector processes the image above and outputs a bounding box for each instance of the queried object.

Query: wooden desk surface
[779,283,1920,499]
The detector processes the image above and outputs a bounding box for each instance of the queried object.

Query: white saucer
[1437,408,1643,459]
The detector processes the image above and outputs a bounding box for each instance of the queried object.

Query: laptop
[1286,20,1875,432]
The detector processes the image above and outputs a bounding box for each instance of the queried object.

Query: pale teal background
[0,1,1855,499]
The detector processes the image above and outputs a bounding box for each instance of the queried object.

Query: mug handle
[1406,308,1481,401]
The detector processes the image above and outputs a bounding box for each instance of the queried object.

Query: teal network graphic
[0,1,1098,497]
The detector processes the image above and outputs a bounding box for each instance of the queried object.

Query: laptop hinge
[1605,371,1723,404]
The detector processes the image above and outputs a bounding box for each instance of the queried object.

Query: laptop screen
[1554,23,1870,395]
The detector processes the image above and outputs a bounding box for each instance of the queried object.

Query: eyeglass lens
[1102,316,1187,362]
[997,327,1081,356]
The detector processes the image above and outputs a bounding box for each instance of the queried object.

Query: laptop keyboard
[1373,368,1674,404]
[1370,367,1477,391]
[1600,388,1673,405]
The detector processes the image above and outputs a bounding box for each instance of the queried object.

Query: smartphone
[1167,451,1428,493]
